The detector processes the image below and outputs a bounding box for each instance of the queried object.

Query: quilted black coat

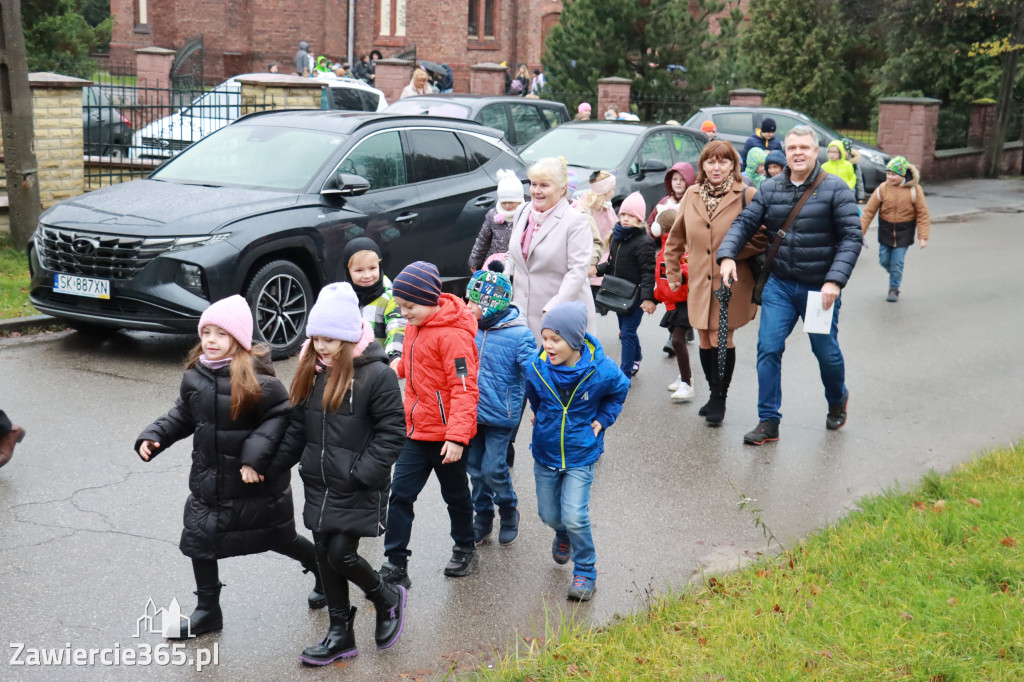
[595,225,658,305]
[136,359,294,560]
[270,341,406,538]
[717,163,862,288]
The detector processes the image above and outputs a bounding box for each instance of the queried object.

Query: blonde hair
[411,68,429,87]
[289,341,356,413]
[185,341,269,420]
[577,170,613,213]
[527,156,569,195]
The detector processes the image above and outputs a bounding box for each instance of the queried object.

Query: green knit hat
[886,156,909,177]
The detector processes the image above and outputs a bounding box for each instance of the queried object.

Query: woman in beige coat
[506,157,597,341]
[665,140,765,425]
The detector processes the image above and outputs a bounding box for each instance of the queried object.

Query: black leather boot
[305,566,327,609]
[168,582,223,639]
[368,581,407,650]
[697,348,718,417]
[299,606,358,666]
[705,348,735,426]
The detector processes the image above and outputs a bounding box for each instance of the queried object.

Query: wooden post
[0,0,41,249]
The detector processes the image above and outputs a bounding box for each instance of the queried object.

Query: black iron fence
[83,74,273,190]
[630,91,703,124]
[936,103,971,151]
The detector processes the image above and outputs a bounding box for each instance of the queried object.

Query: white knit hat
[496,168,524,204]
[305,282,363,342]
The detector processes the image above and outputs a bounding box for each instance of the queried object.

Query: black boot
[299,606,358,666]
[305,566,327,610]
[697,348,718,417]
[704,348,735,426]
[169,582,223,639]
[367,581,407,650]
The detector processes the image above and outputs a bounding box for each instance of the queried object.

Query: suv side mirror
[639,159,668,177]
[322,173,370,197]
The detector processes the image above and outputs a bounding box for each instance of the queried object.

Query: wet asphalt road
[2,207,1024,681]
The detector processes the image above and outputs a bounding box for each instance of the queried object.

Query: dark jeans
[191,534,317,588]
[615,305,645,373]
[466,425,518,518]
[313,531,382,609]
[384,439,475,568]
[0,410,10,437]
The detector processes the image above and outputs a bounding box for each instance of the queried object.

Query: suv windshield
[152,123,346,191]
[520,127,636,168]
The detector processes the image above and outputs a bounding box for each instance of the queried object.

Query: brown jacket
[665,183,766,332]
[860,164,930,243]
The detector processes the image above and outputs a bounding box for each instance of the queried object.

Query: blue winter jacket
[523,333,630,470]
[717,163,862,288]
[475,305,537,428]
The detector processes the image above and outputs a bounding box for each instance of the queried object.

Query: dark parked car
[385,95,570,151]
[29,111,526,357]
[682,106,891,194]
[519,121,706,210]
[83,86,132,159]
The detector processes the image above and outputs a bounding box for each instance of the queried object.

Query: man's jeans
[756,275,846,423]
[878,244,908,290]
[534,461,596,579]
[466,425,518,518]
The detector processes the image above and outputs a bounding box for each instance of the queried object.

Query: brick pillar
[597,77,631,119]
[729,88,765,106]
[374,59,414,105]
[28,72,93,208]
[234,74,325,116]
[134,47,176,129]
[469,62,506,96]
[877,97,940,177]
[968,100,996,149]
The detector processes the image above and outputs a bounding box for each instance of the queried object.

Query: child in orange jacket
[378,261,481,588]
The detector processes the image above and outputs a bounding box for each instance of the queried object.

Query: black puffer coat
[271,340,405,538]
[595,224,657,305]
[136,359,294,560]
[718,164,862,288]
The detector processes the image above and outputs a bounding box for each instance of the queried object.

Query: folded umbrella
[713,279,733,383]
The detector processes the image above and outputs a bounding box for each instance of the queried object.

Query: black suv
[28,111,526,357]
[385,95,570,150]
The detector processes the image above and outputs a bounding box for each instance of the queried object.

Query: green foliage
[0,234,37,319]
[23,0,112,79]
[739,0,850,125]
[542,0,742,121]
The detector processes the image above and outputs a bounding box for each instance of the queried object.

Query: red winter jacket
[393,293,479,444]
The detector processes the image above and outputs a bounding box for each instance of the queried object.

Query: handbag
[751,171,827,305]
[595,275,639,315]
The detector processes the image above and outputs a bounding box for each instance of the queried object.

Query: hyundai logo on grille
[72,237,100,255]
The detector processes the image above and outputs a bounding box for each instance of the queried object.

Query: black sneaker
[743,420,780,445]
[443,548,478,577]
[378,562,411,589]
[826,391,849,430]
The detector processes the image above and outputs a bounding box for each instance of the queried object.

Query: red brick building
[110,0,564,90]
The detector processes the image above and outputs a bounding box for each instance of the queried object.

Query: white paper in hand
[803,291,835,334]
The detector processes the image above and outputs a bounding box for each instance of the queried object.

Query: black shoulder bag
[751,172,826,305]
[595,241,640,315]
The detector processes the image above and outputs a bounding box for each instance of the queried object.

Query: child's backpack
[654,235,688,304]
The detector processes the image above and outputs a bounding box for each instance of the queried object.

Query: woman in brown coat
[665,140,765,425]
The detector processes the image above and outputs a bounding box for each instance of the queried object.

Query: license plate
[53,273,111,299]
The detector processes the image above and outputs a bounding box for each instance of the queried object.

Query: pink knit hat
[198,295,253,350]
[618,192,647,224]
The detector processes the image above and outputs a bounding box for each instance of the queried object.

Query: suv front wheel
[244,260,313,359]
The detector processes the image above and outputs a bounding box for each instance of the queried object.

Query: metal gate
[170,35,204,93]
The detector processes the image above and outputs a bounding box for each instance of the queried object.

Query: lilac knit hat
[306,282,363,342]
[198,295,253,350]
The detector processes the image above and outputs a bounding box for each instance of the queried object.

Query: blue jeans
[466,425,518,518]
[878,244,908,290]
[384,439,475,568]
[756,275,847,423]
[616,304,645,373]
[534,461,596,579]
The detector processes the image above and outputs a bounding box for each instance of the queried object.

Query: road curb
[0,314,63,334]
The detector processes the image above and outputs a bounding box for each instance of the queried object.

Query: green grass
[476,445,1024,681]
[0,233,37,319]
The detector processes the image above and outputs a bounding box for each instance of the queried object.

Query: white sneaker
[670,382,695,403]
[667,375,682,392]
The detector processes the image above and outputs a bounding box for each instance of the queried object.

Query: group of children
[138,232,630,666]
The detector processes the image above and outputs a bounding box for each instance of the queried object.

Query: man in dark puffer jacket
[718,125,862,445]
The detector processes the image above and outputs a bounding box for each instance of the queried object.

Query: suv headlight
[166,233,231,253]
[175,263,208,298]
